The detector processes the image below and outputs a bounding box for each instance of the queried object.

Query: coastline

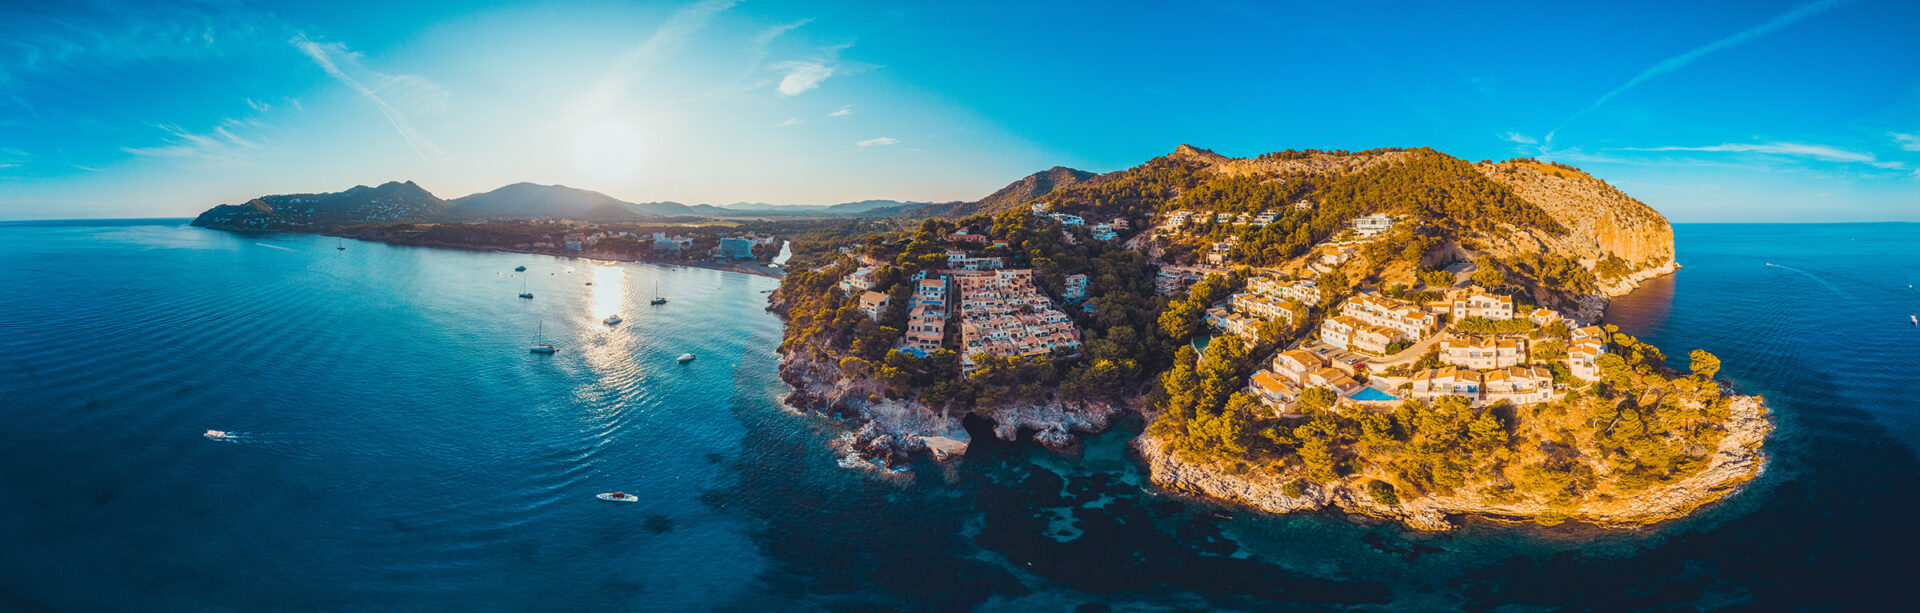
[198,224,786,279]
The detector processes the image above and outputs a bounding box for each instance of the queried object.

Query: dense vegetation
[1148,320,1736,508]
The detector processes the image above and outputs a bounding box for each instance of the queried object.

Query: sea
[1,220,1915,611]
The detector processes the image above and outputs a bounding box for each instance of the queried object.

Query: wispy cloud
[1893,133,1920,152]
[580,0,739,118]
[121,120,265,165]
[291,33,447,163]
[774,117,803,127]
[855,137,897,147]
[775,60,835,96]
[1501,131,1538,145]
[1615,142,1903,169]
[246,98,273,112]
[828,105,852,117]
[1548,0,1856,144]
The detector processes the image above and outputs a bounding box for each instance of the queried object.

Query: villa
[1407,367,1484,401]
[945,250,1005,271]
[1438,337,1528,370]
[1353,213,1395,236]
[1483,366,1555,404]
[1271,349,1329,385]
[1439,286,1516,321]
[859,291,891,321]
[1320,315,1399,354]
[899,306,947,356]
[1340,294,1438,341]
[838,266,878,295]
[1250,370,1303,408]
[1568,338,1607,382]
[1061,273,1089,303]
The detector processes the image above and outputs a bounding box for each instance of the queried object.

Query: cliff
[1474,160,1677,296]
[1136,394,1771,531]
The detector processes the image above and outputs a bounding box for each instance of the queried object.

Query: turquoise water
[1349,387,1398,402]
[2,220,1916,609]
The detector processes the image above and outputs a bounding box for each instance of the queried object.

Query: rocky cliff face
[1475,161,1676,283]
[1136,394,1771,531]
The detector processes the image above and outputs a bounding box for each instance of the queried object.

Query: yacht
[335,237,345,251]
[596,492,639,502]
[677,353,696,363]
[518,276,533,299]
[604,314,622,326]
[530,322,558,354]
[515,266,526,272]
[204,430,235,440]
[650,279,667,305]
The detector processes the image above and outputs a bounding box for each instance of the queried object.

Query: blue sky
[2,0,1917,221]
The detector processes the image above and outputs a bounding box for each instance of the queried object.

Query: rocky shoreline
[772,318,1127,467]
[1133,393,1771,531]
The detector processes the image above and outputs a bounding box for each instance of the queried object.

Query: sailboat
[518,275,534,299]
[335,237,345,250]
[530,321,557,354]
[650,278,667,305]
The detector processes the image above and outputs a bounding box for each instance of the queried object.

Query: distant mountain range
[190,167,1095,231]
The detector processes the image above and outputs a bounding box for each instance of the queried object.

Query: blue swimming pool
[1350,387,1398,401]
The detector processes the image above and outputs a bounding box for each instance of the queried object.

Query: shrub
[1281,480,1307,498]
[1366,479,1400,506]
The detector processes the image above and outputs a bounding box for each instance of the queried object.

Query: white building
[1353,213,1395,237]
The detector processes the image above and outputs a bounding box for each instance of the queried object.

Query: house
[1154,265,1226,296]
[1165,210,1193,226]
[1572,325,1605,341]
[1438,337,1528,370]
[838,266,878,295]
[1447,286,1516,321]
[1031,202,1050,214]
[1234,212,1253,225]
[1090,224,1118,241]
[1353,213,1395,237]
[1049,213,1084,226]
[948,229,988,246]
[945,250,1005,271]
[1483,366,1555,404]
[1204,306,1262,340]
[1292,199,1315,211]
[1340,294,1439,341]
[910,276,950,316]
[1252,210,1279,226]
[858,291,891,321]
[1306,367,1366,397]
[1110,218,1131,230]
[1320,316,1399,354]
[563,234,585,251]
[1528,308,1564,328]
[1271,349,1329,384]
[1408,367,1484,401]
[899,306,947,356]
[1568,338,1607,382]
[1250,370,1303,408]
[1061,274,1089,303]
[1228,292,1298,327]
[719,237,754,260]
[1215,212,1234,223]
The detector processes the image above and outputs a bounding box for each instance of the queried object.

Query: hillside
[190,181,449,231]
[448,182,645,221]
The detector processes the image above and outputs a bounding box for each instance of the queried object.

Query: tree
[1470,257,1506,288]
[1299,387,1338,413]
[1689,349,1721,380]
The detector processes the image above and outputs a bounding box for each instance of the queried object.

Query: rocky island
[768,144,1771,531]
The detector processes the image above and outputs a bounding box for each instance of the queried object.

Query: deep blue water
[2,220,1916,610]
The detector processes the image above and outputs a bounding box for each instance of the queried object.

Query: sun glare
[572,120,644,181]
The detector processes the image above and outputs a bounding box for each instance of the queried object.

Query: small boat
[335,237,345,251]
[519,293,534,299]
[650,279,667,305]
[585,281,593,286]
[1910,314,1917,325]
[604,315,622,325]
[677,353,696,363]
[518,276,533,299]
[530,322,557,354]
[650,297,667,305]
[204,430,235,440]
[596,492,639,502]
[515,266,527,272]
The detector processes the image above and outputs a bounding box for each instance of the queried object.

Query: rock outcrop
[1136,394,1771,531]
[1476,160,1677,280]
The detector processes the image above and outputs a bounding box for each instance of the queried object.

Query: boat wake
[252,242,296,252]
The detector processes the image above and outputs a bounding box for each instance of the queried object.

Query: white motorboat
[604,315,622,326]
[204,430,235,440]
[677,353,696,363]
[596,492,639,502]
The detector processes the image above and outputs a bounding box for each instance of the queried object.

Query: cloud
[774,117,802,127]
[1501,131,1538,145]
[1893,133,1920,152]
[580,0,739,117]
[775,60,836,96]
[1615,142,1903,169]
[855,137,897,147]
[246,98,272,112]
[1548,0,1856,144]
[121,120,264,165]
[291,33,446,163]
[828,105,852,117]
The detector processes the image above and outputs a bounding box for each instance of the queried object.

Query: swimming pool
[1349,387,1398,401]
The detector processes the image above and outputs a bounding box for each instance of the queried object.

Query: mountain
[719,200,924,215]
[876,166,1098,219]
[447,182,645,221]
[190,181,449,231]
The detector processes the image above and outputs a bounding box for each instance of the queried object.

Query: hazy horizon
[4,0,1918,222]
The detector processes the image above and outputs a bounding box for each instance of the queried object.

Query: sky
[2,0,1917,222]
